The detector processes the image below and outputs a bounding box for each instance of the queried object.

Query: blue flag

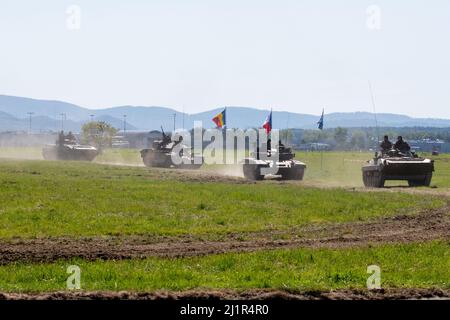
[317,109,324,130]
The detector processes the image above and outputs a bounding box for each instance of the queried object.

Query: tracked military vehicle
[140,128,203,169]
[362,148,434,188]
[42,132,99,161]
[242,142,306,180]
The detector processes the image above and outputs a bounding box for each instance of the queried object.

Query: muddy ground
[1,204,448,265]
[1,288,449,300]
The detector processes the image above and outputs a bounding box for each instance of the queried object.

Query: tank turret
[42,131,99,161]
[242,140,306,180]
[140,127,203,169]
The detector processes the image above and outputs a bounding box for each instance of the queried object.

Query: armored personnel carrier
[140,128,203,169]
[362,148,434,188]
[42,132,99,161]
[242,141,306,180]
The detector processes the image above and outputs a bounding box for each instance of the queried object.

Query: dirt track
[1,204,448,265]
[1,288,449,300]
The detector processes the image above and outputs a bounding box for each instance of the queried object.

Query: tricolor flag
[262,110,272,134]
[212,108,226,128]
[317,109,324,130]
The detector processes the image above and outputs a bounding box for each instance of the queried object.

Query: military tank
[140,128,203,169]
[362,148,434,188]
[242,141,306,180]
[42,132,99,161]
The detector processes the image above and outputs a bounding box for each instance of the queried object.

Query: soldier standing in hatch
[380,135,393,153]
[278,140,286,153]
[394,136,411,152]
[67,131,76,143]
[267,138,272,154]
[58,131,65,146]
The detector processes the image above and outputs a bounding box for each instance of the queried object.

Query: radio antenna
[368,81,380,144]
[285,113,290,144]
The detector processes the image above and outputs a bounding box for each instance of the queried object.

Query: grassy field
[0,147,43,160]
[0,148,448,294]
[95,148,143,165]
[0,159,445,238]
[0,146,143,165]
[1,147,448,188]
[0,242,448,292]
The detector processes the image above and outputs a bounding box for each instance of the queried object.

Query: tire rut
[1,288,449,300]
[0,205,448,264]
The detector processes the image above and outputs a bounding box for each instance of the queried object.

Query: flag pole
[318,108,324,172]
[321,147,324,171]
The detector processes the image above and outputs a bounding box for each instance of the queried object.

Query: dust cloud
[207,164,245,178]
[0,133,53,160]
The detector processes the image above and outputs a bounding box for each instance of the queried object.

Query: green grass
[94,148,143,165]
[0,159,445,239]
[0,149,448,293]
[0,146,143,165]
[1,147,449,188]
[295,151,369,187]
[428,154,450,188]
[0,242,448,292]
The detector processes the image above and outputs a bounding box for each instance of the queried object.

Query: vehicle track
[1,288,449,300]
[0,204,448,264]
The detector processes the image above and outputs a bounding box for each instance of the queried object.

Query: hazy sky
[1,0,449,118]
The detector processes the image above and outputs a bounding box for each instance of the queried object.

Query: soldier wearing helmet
[394,136,411,152]
[380,135,393,153]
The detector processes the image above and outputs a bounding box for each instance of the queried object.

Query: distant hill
[0,112,94,133]
[0,95,90,121]
[322,112,450,128]
[0,95,449,132]
[0,96,137,132]
[0,111,22,131]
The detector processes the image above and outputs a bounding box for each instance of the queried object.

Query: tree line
[281,127,450,150]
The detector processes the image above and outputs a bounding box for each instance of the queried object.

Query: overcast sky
[0,0,449,118]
